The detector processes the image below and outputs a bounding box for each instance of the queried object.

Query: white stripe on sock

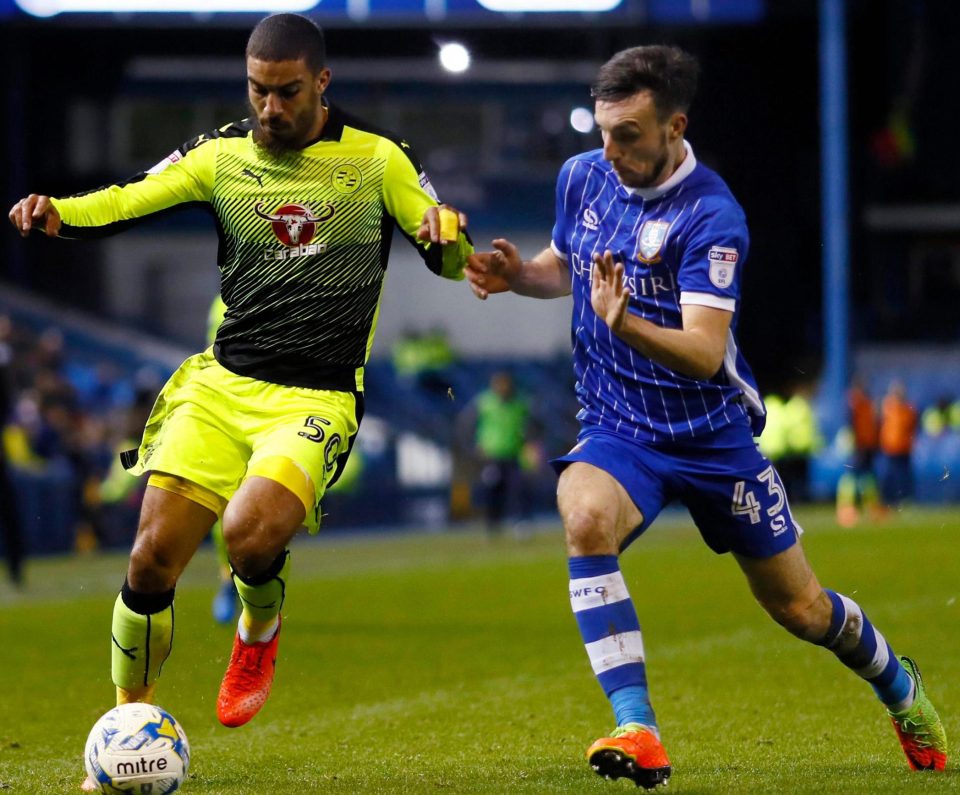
[888,678,916,714]
[585,630,645,675]
[828,594,863,653]
[569,571,630,613]
[853,626,890,679]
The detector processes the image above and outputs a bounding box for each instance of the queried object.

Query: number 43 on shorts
[731,465,788,534]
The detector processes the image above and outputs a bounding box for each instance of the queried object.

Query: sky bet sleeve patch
[708,245,739,288]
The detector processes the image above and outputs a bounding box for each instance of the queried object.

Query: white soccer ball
[84,702,190,794]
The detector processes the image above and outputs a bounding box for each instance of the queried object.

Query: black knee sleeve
[120,578,176,615]
[231,549,289,586]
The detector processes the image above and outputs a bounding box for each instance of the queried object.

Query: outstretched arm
[465,239,570,300]
[8,194,62,238]
[591,249,731,380]
[10,129,219,241]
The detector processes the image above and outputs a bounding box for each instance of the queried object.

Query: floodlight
[570,107,595,134]
[438,42,471,74]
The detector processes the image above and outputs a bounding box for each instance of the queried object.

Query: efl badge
[637,219,669,263]
[708,246,739,288]
[418,171,439,202]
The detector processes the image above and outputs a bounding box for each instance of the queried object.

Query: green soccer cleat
[888,656,948,771]
[587,722,671,789]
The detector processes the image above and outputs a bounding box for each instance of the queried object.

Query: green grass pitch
[1,506,957,793]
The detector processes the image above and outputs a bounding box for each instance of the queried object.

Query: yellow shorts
[128,349,361,533]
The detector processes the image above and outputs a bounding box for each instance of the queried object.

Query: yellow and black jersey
[51,103,472,391]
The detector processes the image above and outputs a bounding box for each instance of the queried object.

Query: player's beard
[617,131,671,189]
[631,149,670,188]
[252,98,321,157]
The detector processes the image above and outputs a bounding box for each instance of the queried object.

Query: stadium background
[1,0,960,545]
[1,3,960,793]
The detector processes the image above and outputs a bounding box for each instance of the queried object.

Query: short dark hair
[591,45,699,119]
[246,14,326,73]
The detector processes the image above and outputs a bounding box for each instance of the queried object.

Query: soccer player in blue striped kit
[466,45,947,788]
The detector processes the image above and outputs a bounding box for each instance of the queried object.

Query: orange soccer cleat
[216,616,281,728]
[587,723,671,789]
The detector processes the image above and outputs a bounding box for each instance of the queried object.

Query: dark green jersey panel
[51,104,472,391]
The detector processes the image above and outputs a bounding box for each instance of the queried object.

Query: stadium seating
[4,289,959,559]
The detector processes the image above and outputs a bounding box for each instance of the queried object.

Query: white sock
[239,616,278,645]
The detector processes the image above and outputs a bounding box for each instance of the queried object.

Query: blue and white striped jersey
[550,141,765,443]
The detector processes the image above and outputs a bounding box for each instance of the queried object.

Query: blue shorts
[550,419,801,558]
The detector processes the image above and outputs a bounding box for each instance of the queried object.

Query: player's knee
[562,504,617,556]
[127,533,179,592]
[220,523,266,579]
[221,510,282,579]
[762,593,829,642]
[226,546,275,580]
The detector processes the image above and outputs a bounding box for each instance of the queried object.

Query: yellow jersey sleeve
[50,137,217,238]
[380,138,472,281]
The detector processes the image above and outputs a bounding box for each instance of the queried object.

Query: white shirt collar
[623,140,696,199]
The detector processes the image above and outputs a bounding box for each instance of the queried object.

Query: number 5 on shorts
[298,415,331,443]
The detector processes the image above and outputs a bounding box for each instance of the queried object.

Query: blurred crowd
[3,307,959,587]
[748,373,959,526]
[832,377,959,525]
[0,313,160,584]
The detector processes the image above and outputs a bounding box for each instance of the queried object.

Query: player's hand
[417,204,467,245]
[465,238,521,300]
[591,250,630,331]
[8,194,61,238]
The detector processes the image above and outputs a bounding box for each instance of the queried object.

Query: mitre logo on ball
[254,201,335,247]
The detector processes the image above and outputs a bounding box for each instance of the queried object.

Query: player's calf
[111,580,174,693]
[814,592,947,770]
[86,584,171,793]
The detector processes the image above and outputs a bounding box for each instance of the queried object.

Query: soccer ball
[84,702,190,794]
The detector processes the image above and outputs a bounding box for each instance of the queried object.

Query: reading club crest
[637,219,669,263]
[332,165,362,194]
[253,202,335,246]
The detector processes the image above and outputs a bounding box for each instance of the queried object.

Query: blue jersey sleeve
[550,157,579,259]
[676,199,749,303]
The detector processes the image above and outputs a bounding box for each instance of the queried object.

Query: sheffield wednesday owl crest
[637,219,669,263]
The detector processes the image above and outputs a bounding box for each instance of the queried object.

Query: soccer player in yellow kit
[9,12,472,783]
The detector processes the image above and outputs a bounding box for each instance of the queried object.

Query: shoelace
[611,724,650,739]
[896,712,934,748]
[229,643,268,686]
